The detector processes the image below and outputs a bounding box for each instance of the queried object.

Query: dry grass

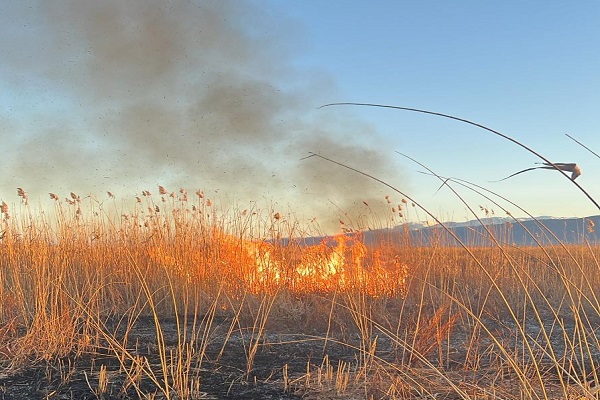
[1,187,600,399]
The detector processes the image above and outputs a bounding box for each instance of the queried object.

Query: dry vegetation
[1,187,600,399]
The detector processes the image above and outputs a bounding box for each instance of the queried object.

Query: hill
[364,215,600,247]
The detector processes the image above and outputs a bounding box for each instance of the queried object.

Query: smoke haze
[0,0,405,232]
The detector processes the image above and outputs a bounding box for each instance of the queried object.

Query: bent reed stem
[319,102,600,211]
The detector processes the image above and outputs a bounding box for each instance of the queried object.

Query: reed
[1,114,600,397]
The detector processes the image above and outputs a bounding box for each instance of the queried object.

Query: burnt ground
[0,315,390,400]
[1,312,600,399]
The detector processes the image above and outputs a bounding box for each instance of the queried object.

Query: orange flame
[146,231,409,297]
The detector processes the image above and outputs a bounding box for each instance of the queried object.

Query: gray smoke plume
[0,0,405,233]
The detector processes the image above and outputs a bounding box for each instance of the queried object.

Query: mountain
[274,216,600,247]
[363,215,600,247]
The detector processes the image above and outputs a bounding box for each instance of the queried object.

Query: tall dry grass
[1,183,600,399]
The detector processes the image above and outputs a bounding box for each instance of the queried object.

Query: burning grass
[1,187,600,399]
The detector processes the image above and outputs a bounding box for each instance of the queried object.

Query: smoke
[0,0,405,232]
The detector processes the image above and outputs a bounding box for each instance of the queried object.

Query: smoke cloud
[0,0,405,232]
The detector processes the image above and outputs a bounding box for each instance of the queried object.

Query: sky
[1,1,599,234]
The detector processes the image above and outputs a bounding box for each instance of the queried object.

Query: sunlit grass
[1,186,600,399]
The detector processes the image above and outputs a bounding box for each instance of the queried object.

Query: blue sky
[1,1,599,232]
[277,2,600,220]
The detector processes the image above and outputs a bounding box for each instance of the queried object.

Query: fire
[245,239,281,286]
[145,230,409,297]
[245,232,408,296]
[294,234,366,289]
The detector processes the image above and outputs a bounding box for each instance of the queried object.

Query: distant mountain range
[362,215,600,246]
[288,216,600,247]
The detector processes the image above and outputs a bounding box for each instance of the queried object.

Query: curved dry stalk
[319,102,600,211]
[566,133,600,160]
[493,162,581,182]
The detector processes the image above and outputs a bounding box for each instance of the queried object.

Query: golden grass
[1,187,600,399]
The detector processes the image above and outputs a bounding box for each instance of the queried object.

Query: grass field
[1,187,600,399]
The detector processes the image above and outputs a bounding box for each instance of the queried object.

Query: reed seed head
[17,188,28,204]
[587,219,595,233]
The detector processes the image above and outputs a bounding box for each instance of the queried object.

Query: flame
[146,230,409,297]
[247,233,408,296]
[294,234,365,290]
